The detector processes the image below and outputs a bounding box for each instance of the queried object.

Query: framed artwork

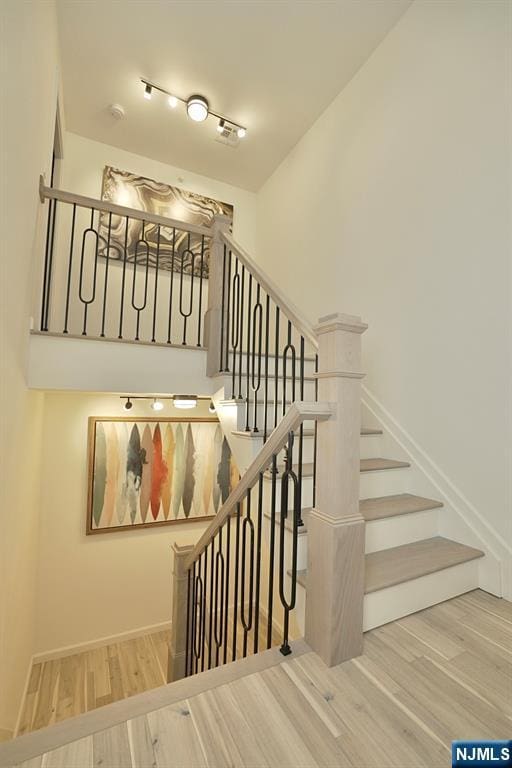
[98,166,234,278]
[87,417,238,535]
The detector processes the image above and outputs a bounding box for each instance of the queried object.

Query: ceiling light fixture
[209,400,216,414]
[151,398,164,411]
[173,395,198,410]
[124,397,133,411]
[186,95,209,122]
[140,79,246,138]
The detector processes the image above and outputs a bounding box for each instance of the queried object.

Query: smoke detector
[109,103,125,120]
[215,122,240,148]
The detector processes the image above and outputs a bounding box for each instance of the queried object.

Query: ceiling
[57,0,411,191]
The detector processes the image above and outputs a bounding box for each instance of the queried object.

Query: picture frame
[86,417,237,535]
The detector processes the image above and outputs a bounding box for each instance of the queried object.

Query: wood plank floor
[7,590,512,768]
[16,631,170,737]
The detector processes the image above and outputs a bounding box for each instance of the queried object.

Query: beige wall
[35,392,215,655]
[0,0,60,732]
[257,1,512,569]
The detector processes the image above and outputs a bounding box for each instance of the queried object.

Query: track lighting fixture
[187,95,209,122]
[123,397,133,411]
[209,400,216,414]
[151,399,164,411]
[140,79,246,138]
[173,395,198,410]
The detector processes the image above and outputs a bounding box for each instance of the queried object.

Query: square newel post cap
[314,313,368,336]
[211,213,232,233]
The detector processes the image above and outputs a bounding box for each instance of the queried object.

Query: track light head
[237,126,246,139]
[217,119,226,134]
[151,399,164,411]
[123,398,133,411]
[209,400,216,414]
[168,94,178,108]
[173,395,198,410]
[187,95,209,122]
[144,83,152,100]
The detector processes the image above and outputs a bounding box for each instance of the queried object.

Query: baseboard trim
[33,621,172,664]
[362,386,511,599]
[0,639,310,768]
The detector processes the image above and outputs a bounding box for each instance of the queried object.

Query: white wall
[257,1,512,573]
[35,392,215,655]
[0,0,61,734]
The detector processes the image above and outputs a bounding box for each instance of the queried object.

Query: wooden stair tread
[365,537,484,593]
[360,493,443,521]
[296,537,484,592]
[360,458,410,472]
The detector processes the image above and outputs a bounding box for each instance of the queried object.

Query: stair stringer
[362,387,509,599]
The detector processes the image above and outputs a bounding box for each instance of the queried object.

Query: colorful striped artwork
[87,419,238,534]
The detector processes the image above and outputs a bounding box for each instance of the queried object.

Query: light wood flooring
[5,589,511,768]
[16,631,170,737]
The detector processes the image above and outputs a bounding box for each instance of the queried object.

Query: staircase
[33,181,487,682]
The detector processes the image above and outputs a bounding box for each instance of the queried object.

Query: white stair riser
[359,467,413,498]
[359,435,384,459]
[362,559,480,630]
[364,509,440,554]
[292,559,480,636]
[262,475,314,510]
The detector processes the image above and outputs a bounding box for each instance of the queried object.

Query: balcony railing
[37,179,211,347]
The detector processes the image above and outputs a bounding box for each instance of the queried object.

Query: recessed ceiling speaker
[109,103,125,120]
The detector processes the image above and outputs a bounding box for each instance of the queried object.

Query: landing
[2,590,510,768]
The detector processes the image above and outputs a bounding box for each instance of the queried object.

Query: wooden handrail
[184,400,332,570]
[221,231,318,350]
[38,176,212,238]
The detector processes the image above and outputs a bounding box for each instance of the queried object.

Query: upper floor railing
[38,179,211,347]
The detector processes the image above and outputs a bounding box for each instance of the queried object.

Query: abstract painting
[98,166,234,278]
[87,418,238,534]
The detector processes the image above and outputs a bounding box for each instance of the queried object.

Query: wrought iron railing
[37,180,211,346]
[183,403,331,675]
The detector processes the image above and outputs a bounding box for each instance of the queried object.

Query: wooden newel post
[305,312,368,666]
[204,213,232,377]
[167,543,194,683]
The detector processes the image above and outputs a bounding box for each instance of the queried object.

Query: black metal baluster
[208,539,214,669]
[213,526,225,667]
[313,353,319,510]
[131,220,150,342]
[279,432,299,656]
[40,197,55,331]
[224,250,232,371]
[201,547,208,672]
[274,306,280,430]
[223,515,231,665]
[244,274,253,431]
[253,473,264,654]
[79,208,100,336]
[266,453,278,649]
[100,212,113,338]
[190,561,197,676]
[231,259,240,400]
[167,227,176,344]
[63,203,76,334]
[197,235,205,347]
[179,234,195,345]
[263,295,270,442]
[232,503,241,661]
[238,266,245,400]
[118,216,129,339]
[251,284,263,433]
[151,225,161,343]
[282,321,296,417]
[194,566,204,675]
[185,567,191,676]
[241,492,254,658]
[297,335,305,526]
[219,244,227,371]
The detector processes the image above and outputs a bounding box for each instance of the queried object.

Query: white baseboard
[362,386,511,599]
[32,620,172,664]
